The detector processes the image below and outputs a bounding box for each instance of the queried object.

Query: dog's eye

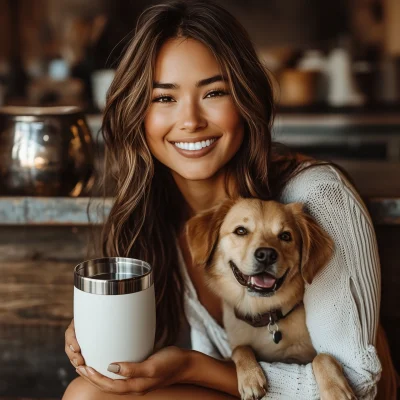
[279,231,292,241]
[234,226,248,236]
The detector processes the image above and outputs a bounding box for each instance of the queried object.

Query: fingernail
[86,367,95,375]
[77,367,87,376]
[73,358,78,367]
[107,364,120,373]
[69,344,75,352]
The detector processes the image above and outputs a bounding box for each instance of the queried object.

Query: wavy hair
[101,0,301,347]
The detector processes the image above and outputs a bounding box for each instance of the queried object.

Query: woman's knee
[62,377,104,400]
[62,378,237,400]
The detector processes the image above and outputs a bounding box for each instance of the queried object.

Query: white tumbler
[74,257,156,379]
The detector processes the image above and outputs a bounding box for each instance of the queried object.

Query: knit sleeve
[258,179,382,399]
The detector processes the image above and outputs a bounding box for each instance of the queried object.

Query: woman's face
[144,38,244,182]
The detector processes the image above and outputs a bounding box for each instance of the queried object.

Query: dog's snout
[254,247,278,265]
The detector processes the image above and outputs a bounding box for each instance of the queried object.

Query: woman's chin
[172,168,220,182]
[181,172,217,181]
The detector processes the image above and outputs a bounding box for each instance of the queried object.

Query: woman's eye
[152,95,174,103]
[234,226,248,236]
[205,90,228,98]
[279,232,292,242]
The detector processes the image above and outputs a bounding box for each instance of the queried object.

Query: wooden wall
[0,226,100,397]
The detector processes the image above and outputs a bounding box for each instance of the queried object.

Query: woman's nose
[179,101,207,132]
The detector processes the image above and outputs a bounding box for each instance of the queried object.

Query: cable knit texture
[178,165,382,399]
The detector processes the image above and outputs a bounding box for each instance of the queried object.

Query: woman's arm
[256,172,382,399]
[185,350,240,397]
[74,345,240,397]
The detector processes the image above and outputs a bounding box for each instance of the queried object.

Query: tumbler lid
[74,257,153,295]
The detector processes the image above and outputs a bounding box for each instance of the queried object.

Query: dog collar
[233,302,302,343]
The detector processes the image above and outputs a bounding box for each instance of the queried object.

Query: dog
[186,198,356,400]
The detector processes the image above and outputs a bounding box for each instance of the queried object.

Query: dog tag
[272,330,282,344]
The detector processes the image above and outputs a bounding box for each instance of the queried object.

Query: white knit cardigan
[178,165,381,399]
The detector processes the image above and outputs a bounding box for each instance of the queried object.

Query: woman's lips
[170,137,220,159]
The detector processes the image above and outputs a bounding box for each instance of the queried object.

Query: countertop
[1,196,400,225]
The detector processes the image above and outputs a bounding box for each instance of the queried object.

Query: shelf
[1,196,400,226]
[0,197,113,225]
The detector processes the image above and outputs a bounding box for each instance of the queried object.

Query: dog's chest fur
[223,302,316,364]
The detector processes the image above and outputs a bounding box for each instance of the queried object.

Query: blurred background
[0,0,399,398]
[1,0,399,111]
[0,0,400,112]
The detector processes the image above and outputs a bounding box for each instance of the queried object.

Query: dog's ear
[288,202,334,284]
[185,198,236,266]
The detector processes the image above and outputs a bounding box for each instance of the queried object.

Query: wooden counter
[0,196,399,225]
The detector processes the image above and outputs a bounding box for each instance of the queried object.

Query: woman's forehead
[153,37,223,84]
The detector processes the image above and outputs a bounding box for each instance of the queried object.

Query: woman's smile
[169,136,220,158]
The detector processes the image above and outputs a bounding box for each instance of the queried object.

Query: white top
[178,165,381,399]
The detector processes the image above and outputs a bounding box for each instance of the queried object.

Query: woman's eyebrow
[153,74,227,89]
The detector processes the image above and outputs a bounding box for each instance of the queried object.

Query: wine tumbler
[74,257,156,379]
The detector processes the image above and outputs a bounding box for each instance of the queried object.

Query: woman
[63,0,390,399]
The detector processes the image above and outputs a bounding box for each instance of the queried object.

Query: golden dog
[186,198,356,400]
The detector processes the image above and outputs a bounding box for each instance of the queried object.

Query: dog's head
[186,198,334,308]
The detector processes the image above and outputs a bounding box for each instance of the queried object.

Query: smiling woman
[62,0,396,399]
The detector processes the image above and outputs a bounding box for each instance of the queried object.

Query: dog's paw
[319,383,357,400]
[238,366,267,400]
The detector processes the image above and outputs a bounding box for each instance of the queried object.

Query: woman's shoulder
[281,162,372,226]
[281,163,348,202]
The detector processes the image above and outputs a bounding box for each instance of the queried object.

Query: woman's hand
[65,319,86,368]
[75,346,193,395]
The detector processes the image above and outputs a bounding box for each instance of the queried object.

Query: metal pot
[0,106,94,196]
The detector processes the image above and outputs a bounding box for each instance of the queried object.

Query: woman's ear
[185,198,236,266]
[289,203,334,284]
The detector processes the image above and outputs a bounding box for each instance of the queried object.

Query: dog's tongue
[249,273,276,288]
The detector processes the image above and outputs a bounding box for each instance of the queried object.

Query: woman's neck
[172,169,235,217]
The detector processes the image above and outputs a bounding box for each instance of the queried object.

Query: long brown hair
[101,0,302,347]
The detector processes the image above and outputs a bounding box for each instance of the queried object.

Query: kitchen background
[0,0,399,398]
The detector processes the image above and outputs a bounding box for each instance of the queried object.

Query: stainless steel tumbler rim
[74,257,153,295]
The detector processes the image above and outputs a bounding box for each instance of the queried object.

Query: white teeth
[174,138,217,151]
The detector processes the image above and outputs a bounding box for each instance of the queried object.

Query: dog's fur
[186,198,356,400]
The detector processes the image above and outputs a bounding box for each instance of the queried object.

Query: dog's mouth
[229,260,289,296]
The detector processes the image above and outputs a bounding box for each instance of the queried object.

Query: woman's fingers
[65,343,86,367]
[65,319,81,353]
[65,319,86,366]
[108,361,154,378]
[75,366,151,395]
[75,369,105,392]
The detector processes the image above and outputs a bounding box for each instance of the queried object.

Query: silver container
[0,106,94,196]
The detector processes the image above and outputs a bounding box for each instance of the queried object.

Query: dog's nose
[254,247,278,266]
